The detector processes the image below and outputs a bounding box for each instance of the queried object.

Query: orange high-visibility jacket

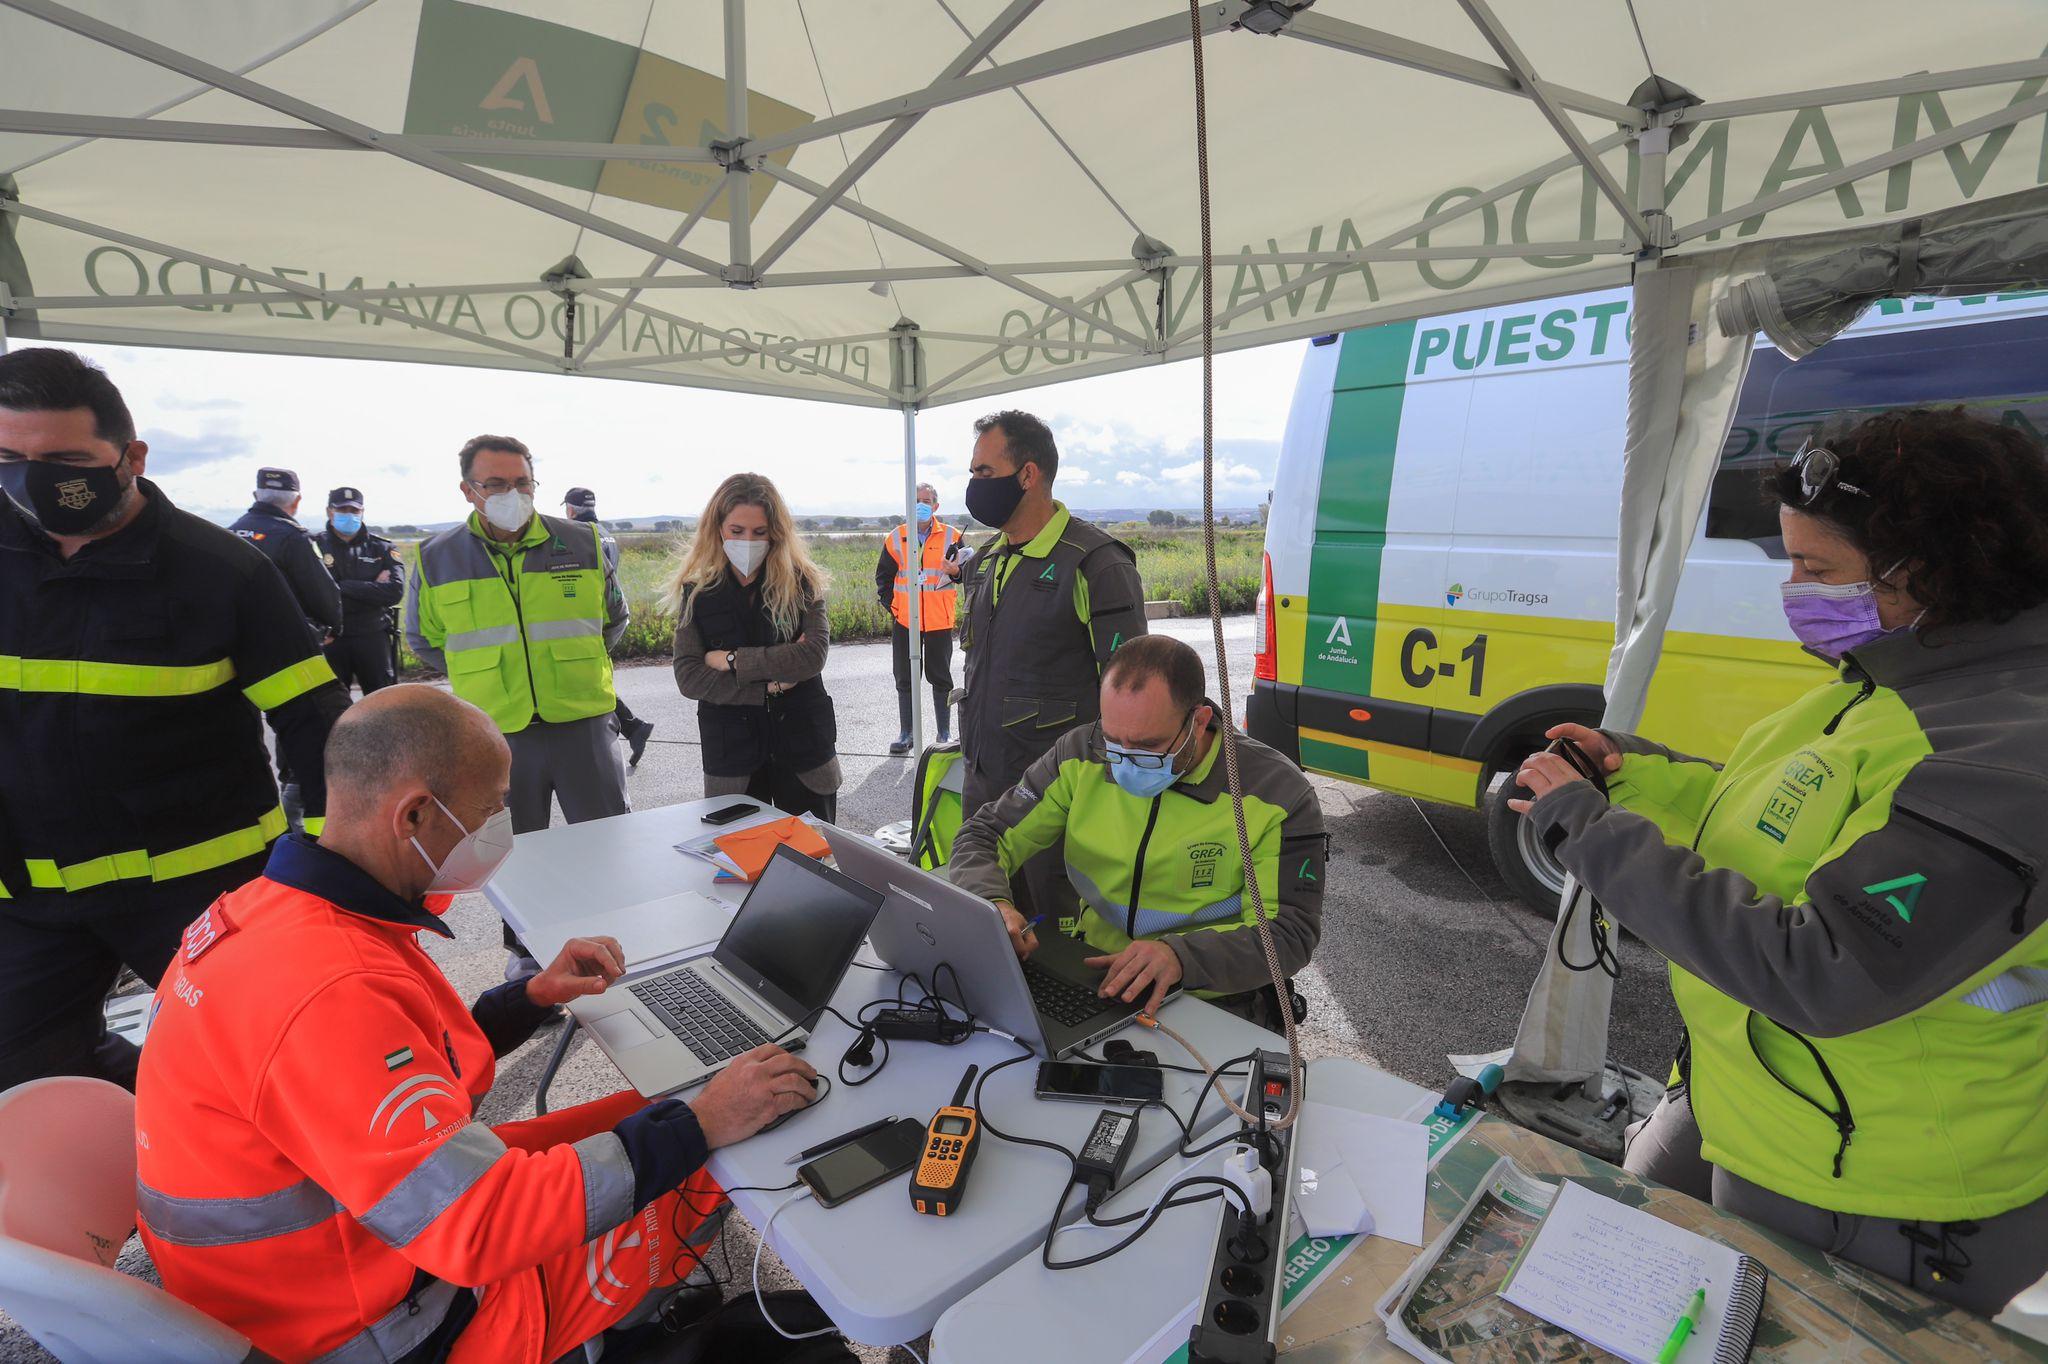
[886,518,963,631]
[134,835,707,1363]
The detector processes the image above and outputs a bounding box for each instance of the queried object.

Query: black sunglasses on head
[1788,439,1870,507]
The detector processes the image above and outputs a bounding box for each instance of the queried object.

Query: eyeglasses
[470,478,539,497]
[1104,710,1194,769]
[1788,440,1868,506]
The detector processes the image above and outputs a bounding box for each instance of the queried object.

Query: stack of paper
[1292,1099,1427,1244]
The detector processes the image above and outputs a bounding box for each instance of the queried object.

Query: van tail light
[1254,552,1278,683]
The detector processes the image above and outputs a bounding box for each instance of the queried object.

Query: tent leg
[903,404,923,760]
[0,283,11,352]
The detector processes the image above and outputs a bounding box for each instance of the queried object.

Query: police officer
[230,467,341,641]
[0,348,348,1090]
[564,486,655,769]
[957,409,1148,921]
[315,487,404,695]
[950,636,1325,1027]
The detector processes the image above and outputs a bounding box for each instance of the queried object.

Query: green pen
[1655,1282,1709,1364]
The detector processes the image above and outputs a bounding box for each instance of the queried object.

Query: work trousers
[502,714,631,953]
[442,1091,727,1364]
[1624,1090,2048,1316]
[324,630,397,695]
[891,623,954,737]
[0,854,266,1092]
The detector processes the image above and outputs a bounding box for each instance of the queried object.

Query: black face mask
[0,455,132,536]
[964,471,1027,529]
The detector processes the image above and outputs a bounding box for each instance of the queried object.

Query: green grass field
[395,525,1261,674]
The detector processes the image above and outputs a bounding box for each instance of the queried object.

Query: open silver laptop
[570,847,883,1096]
[822,827,1177,1058]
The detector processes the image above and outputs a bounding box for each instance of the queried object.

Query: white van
[1248,285,2048,907]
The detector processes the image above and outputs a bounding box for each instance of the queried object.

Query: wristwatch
[724,649,737,671]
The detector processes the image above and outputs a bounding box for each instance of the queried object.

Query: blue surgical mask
[330,512,363,536]
[1104,711,1195,800]
[915,502,934,527]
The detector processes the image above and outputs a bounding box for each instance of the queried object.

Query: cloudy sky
[65,335,1307,527]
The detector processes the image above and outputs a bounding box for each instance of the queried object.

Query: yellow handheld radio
[910,1064,981,1217]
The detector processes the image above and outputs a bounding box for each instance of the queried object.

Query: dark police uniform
[0,476,349,1089]
[315,486,403,694]
[564,489,649,755]
[228,468,341,639]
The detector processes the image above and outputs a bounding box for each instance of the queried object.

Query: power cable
[1185,0,1302,1132]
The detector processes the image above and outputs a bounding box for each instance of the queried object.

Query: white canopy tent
[4,0,2048,1087]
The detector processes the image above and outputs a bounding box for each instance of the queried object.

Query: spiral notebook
[1499,1180,1767,1364]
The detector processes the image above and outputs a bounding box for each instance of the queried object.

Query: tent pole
[723,0,751,280]
[904,404,923,761]
[0,283,11,353]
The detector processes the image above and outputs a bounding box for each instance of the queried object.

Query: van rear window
[1710,311,2048,555]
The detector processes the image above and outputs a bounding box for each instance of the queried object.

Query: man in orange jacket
[134,685,822,1364]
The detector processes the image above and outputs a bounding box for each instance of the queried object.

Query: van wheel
[1485,773,1570,913]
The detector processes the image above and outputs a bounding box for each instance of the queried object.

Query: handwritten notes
[1500,1180,1740,1364]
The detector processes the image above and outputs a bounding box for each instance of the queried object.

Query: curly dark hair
[1768,406,2048,628]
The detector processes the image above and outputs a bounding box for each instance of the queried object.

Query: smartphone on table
[1034,1061,1165,1107]
[701,802,760,826]
[796,1117,928,1209]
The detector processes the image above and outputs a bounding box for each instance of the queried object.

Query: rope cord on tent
[1183,0,1302,1133]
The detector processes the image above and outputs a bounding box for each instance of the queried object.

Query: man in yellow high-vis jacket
[405,434,631,974]
[0,347,349,1090]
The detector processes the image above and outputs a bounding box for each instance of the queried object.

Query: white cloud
[65,337,1307,522]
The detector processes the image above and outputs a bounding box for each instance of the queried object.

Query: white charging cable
[752,1188,929,1363]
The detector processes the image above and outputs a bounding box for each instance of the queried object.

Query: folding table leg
[535,1014,580,1116]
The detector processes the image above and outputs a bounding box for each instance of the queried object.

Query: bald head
[325,686,503,809]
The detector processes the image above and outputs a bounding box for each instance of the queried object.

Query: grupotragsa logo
[1445,582,1464,607]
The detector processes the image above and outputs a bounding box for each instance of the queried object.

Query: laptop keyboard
[1024,961,1110,1027]
[629,969,772,1064]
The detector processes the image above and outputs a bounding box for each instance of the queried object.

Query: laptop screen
[714,847,884,1023]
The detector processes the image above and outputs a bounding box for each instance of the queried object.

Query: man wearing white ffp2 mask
[131,684,829,1363]
[404,435,634,981]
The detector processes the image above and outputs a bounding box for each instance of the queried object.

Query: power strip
[1186,1050,1302,1364]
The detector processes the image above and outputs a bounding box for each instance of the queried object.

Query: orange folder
[711,816,831,882]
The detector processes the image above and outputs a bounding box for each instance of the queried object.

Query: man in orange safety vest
[134,685,824,1364]
[874,481,963,754]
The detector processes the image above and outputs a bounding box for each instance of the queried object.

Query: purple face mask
[1779,579,1888,659]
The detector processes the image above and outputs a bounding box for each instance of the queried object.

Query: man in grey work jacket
[956,409,1147,923]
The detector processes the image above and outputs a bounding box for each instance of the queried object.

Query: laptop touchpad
[591,1010,659,1049]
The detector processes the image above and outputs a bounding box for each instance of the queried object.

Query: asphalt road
[0,615,1685,1363]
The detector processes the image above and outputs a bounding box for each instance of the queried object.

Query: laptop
[569,846,883,1096]
[822,827,1177,1058]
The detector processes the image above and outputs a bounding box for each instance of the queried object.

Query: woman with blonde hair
[667,473,840,819]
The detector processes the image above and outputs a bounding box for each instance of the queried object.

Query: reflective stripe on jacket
[1529,603,2048,1221]
[135,836,665,1364]
[403,513,625,733]
[948,711,1326,996]
[0,480,346,906]
[886,520,961,631]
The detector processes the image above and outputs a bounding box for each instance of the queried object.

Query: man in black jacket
[0,347,350,1090]
[231,466,342,641]
[315,485,403,695]
[564,486,655,768]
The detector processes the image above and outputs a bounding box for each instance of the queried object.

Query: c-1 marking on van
[1249,286,2048,906]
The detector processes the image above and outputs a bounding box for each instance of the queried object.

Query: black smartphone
[701,801,760,826]
[796,1117,928,1209]
[1034,1061,1165,1107]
